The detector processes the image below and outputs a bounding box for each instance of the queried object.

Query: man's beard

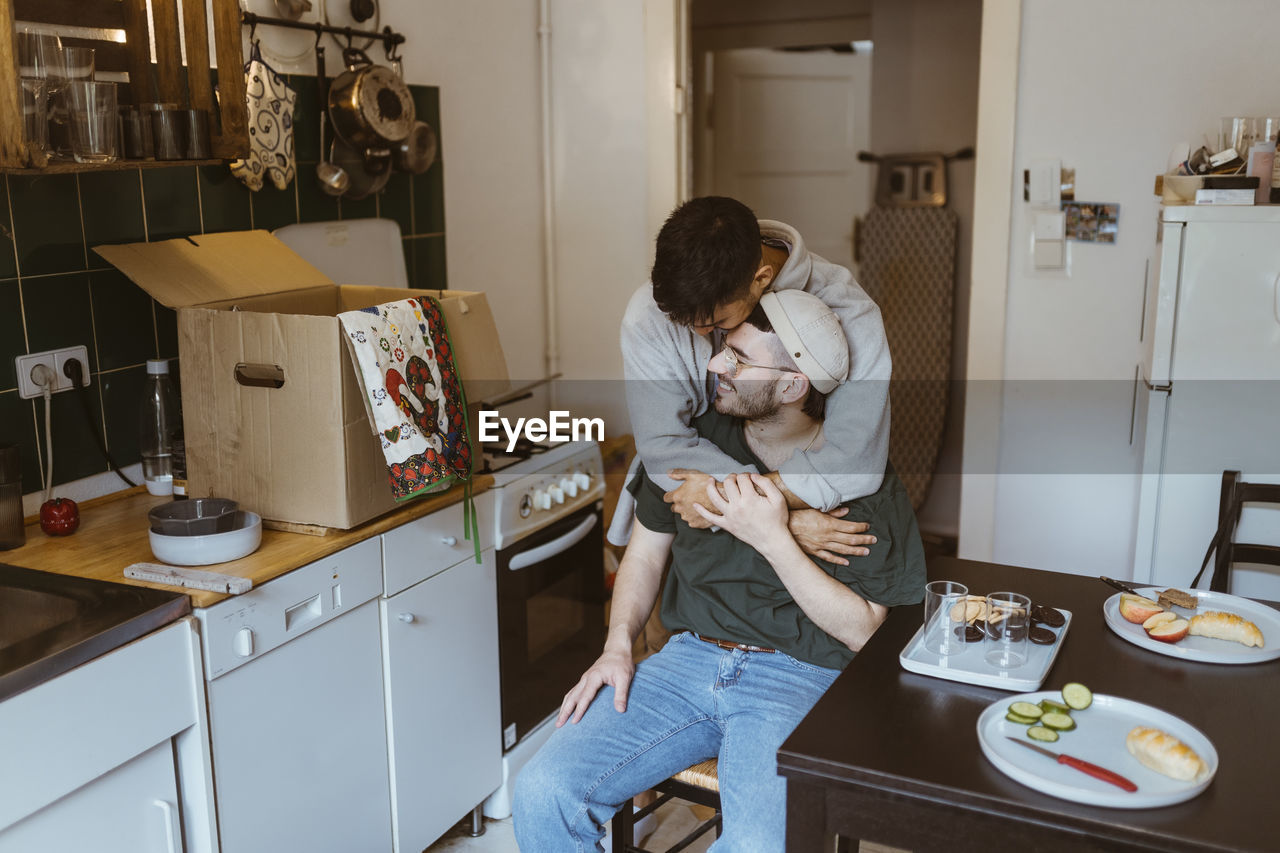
[714,378,781,421]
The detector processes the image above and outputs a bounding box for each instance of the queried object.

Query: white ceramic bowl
[149,511,262,566]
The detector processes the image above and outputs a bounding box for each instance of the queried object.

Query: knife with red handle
[1007,737,1138,792]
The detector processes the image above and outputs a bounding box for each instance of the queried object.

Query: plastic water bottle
[140,359,184,496]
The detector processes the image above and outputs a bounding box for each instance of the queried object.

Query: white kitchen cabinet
[381,547,502,852]
[0,740,181,853]
[0,618,213,853]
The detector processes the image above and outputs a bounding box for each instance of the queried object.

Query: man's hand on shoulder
[556,646,635,727]
[664,468,724,529]
[693,473,791,553]
[788,507,876,566]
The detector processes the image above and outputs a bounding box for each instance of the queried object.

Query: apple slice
[1118,593,1164,625]
[1142,611,1178,631]
[1147,617,1190,643]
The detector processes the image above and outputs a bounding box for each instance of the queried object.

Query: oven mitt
[230,43,297,192]
[338,297,474,501]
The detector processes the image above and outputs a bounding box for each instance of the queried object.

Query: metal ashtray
[148,498,239,536]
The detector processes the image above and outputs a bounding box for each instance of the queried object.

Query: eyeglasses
[720,344,793,379]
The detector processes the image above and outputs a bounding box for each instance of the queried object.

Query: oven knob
[533,489,552,511]
[548,484,565,504]
[519,494,533,517]
[559,477,578,498]
[573,471,592,490]
[233,627,255,657]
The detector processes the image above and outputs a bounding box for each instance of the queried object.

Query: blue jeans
[512,632,840,852]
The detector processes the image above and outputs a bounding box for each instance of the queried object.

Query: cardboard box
[96,231,509,529]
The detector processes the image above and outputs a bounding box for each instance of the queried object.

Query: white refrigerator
[1132,205,1280,600]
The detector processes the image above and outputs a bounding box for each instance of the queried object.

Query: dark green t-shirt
[634,409,926,670]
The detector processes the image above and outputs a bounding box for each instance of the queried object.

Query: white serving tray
[899,608,1072,691]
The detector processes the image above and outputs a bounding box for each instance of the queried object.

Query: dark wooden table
[778,556,1279,852]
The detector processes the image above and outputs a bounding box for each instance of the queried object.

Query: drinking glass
[15,29,63,79]
[1258,117,1280,146]
[67,81,118,164]
[47,46,95,159]
[984,591,1031,669]
[1220,117,1255,157]
[922,580,968,656]
[20,78,48,150]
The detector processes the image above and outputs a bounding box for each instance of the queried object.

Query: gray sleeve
[777,277,892,510]
[621,288,759,492]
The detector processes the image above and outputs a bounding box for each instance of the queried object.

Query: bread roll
[1187,611,1265,648]
[1126,727,1208,782]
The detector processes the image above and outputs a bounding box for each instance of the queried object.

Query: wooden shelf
[0,0,248,170]
[1,158,229,175]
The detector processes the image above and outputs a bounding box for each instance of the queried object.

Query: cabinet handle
[153,799,180,853]
[398,612,416,623]
[441,535,458,546]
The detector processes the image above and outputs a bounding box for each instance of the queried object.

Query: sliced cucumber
[1061,682,1093,711]
[1040,711,1076,731]
[1039,698,1072,714]
[1006,711,1039,725]
[1027,725,1059,743]
[1008,701,1043,719]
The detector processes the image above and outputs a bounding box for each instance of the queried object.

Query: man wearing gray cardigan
[613,196,892,556]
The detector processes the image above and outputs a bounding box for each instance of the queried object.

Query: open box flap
[93,230,333,309]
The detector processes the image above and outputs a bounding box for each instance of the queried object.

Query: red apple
[1147,617,1190,643]
[1118,593,1164,624]
[39,497,80,536]
[1142,611,1178,631]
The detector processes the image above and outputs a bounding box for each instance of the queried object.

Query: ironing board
[856,150,965,510]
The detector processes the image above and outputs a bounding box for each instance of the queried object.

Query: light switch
[1034,211,1065,240]
[1029,159,1061,206]
[1032,210,1066,270]
[1033,239,1065,270]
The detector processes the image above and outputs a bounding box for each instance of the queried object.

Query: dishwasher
[195,538,392,852]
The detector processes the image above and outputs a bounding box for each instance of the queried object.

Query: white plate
[1102,588,1280,664]
[977,691,1217,808]
[244,0,325,68]
[899,608,1072,691]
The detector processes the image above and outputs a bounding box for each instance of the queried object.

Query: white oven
[479,438,606,818]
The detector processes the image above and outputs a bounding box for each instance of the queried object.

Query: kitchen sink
[0,563,191,702]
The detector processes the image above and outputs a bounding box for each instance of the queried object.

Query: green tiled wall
[0,80,446,496]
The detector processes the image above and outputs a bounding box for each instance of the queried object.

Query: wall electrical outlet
[16,346,91,399]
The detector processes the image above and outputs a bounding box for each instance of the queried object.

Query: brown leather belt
[695,633,776,654]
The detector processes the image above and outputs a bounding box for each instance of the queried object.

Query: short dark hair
[744,303,828,420]
[650,196,761,326]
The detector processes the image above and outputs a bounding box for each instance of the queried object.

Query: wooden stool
[611,759,722,853]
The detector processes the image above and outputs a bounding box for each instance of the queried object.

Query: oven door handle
[508,514,599,571]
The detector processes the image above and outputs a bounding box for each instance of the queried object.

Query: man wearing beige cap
[611,195,892,569]
[514,290,925,851]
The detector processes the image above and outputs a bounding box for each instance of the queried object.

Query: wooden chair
[611,759,721,853]
[1191,470,1280,593]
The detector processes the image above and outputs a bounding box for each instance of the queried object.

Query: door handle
[1129,364,1139,446]
[1273,271,1279,323]
[508,514,598,571]
[153,799,180,853]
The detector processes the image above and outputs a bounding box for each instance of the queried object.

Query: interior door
[710,47,871,271]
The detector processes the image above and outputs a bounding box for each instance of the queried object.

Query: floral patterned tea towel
[338,297,472,500]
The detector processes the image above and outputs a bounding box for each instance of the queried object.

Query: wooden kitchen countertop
[3,476,493,608]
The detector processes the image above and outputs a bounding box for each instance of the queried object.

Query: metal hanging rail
[241,11,405,59]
